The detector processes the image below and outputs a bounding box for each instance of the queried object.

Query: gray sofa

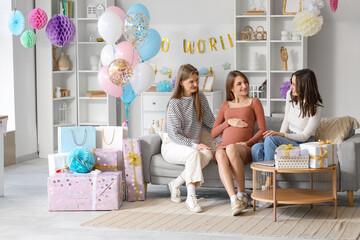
[140,117,360,206]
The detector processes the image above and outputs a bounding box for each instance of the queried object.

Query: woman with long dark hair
[252,69,323,186]
[162,64,215,213]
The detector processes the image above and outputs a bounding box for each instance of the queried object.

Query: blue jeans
[251,135,315,162]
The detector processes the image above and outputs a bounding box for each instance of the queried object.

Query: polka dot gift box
[47,171,122,211]
[92,148,122,172]
[123,138,145,202]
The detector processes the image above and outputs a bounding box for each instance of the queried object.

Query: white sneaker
[185,195,203,213]
[168,180,181,203]
[231,198,245,216]
[250,199,272,208]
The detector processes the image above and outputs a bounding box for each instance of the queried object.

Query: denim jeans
[251,135,315,162]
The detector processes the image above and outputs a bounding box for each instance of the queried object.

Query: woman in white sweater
[251,69,323,163]
[162,64,216,213]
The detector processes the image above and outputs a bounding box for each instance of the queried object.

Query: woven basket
[240,25,267,41]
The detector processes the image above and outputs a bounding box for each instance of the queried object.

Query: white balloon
[97,11,123,44]
[130,63,155,94]
[100,44,115,66]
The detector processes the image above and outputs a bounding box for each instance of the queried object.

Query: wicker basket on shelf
[240,25,267,41]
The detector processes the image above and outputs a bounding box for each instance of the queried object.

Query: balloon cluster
[97,4,161,126]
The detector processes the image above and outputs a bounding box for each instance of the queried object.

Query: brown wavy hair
[225,70,249,101]
[290,69,323,117]
[168,64,202,122]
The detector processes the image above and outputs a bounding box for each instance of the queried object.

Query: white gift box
[300,141,338,167]
[275,154,309,169]
[48,153,69,176]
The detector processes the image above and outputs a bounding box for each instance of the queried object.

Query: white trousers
[161,140,213,188]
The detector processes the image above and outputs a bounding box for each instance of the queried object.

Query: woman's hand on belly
[228,118,248,128]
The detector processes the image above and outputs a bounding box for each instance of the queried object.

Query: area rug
[82,198,360,239]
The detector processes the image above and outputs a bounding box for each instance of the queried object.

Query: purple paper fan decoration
[280,81,291,99]
[45,15,76,47]
[172,77,176,89]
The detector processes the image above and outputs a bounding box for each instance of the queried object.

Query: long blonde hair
[168,64,202,123]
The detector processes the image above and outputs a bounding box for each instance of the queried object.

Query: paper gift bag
[48,152,69,176]
[92,148,122,172]
[95,126,128,150]
[123,138,145,202]
[58,126,96,153]
[48,171,122,211]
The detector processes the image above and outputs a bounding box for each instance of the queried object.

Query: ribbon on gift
[275,144,294,157]
[92,164,117,170]
[309,147,328,168]
[125,138,142,201]
[318,139,335,165]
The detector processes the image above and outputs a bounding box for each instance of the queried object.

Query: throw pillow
[200,126,219,153]
[148,118,165,140]
[315,116,360,143]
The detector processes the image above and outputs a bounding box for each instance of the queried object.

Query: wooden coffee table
[250,163,337,222]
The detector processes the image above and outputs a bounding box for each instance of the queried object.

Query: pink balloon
[114,41,139,68]
[97,66,123,98]
[105,6,125,22]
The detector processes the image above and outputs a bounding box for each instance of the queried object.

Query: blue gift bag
[58,126,96,153]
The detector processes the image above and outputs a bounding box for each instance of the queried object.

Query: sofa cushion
[315,116,360,143]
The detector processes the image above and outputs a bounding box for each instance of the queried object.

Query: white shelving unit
[234,0,307,117]
[36,0,116,158]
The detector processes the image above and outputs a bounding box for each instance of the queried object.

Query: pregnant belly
[221,127,253,145]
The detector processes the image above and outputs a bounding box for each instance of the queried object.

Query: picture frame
[199,74,215,92]
[283,0,302,15]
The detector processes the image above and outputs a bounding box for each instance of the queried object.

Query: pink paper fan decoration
[28,8,48,30]
[329,0,338,13]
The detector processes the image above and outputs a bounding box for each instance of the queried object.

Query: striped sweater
[164,92,215,148]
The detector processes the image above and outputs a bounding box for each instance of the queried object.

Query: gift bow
[126,152,141,166]
[318,139,335,165]
[309,147,328,168]
[318,139,334,145]
[276,144,294,157]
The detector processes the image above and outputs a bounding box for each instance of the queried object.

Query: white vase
[57,52,70,71]
[55,87,61,98]
[90,55,99,70]
[249,52,260,70]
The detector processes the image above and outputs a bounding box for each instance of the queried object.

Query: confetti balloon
[46,15,76,47]
[28,8,48,30]
[108,59,133,86]
[123,10,149,46]
[8,10,25,35]
[20,30,37,48]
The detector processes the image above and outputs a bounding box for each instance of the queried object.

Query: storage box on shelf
[234,0,307,117]
[36,0,116,157]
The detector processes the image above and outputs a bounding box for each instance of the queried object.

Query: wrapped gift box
[275,155,309,169]
[48,153,69,176]
[123,138,145,202]
[92,148,122,172]
[275,144,301,157]
[48,171,122,211]
[300,141,337,167]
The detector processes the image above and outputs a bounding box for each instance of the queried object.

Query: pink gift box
[92,148,123,172]
[123,138,145,202]
[276,147,301,157]
[48,171,122,211]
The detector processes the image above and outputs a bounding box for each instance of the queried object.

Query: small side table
[0,115,8,197]
[250,163,337,222]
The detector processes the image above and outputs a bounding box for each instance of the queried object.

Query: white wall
[0,0,38,159]
[0,1,15,132]
[308,1,360,131]
[12,0,38,159]
[116,0,234,137]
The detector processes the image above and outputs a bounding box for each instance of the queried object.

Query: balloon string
[125,103,131,138]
